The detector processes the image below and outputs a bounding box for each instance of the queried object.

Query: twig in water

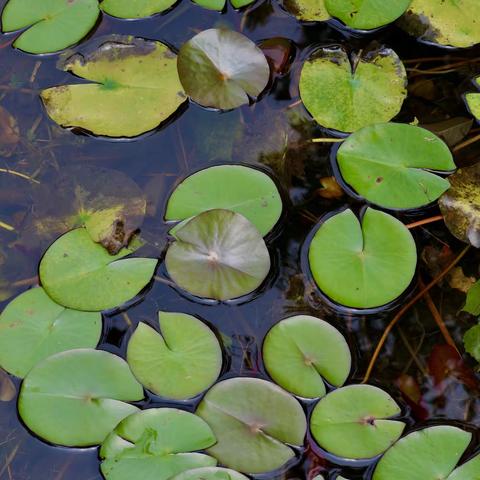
[311,138,345,143]
[453,132,480,152]
[406,215,444,229]
[0,167,40,184]
[0,220,15,232]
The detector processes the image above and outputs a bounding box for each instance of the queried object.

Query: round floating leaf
[165,165,282,236]
[172,467,249,480]
[39,228,157,311]
[263,315,351,398]
[165,209,270,301]
[41,36,187,138]
[192,0,255,10]
[196,377,307,474]
[466,78,480,121]
[308,208,417,308]
[177,29,270,110]
[1,0,99,54]
[100,0,177,18]
[300,46,407,133]
[337,123,456,209]
[372,425,475,480]
[127,311,222,399]
[310,385,405,459]
[439,162,480,248]
[100,408,217,480]
[464,324,480,363]
[18,349,143,446]
[399,0,480,48]
[448,454,480,480]
[282,0,330,22]
[0,287,101,378]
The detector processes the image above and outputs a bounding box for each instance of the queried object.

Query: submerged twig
[452,132,480,152]
[406,215,444,229]
[0,167,40,184]
[0,220,15,232]
[311,138,345,143]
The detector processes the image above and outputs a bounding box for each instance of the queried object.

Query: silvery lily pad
[100,0,177,18]
[171,467,249,480]
[18,349,143,446]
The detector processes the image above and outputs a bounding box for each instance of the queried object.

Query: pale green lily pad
[18,348,143,446]
[463,280,480,316]
[0,287,101,378]
[196,377,307,474]
[1,0,99,54]
[464,324,480,363]
[41,36,187,138]
[177,29,270,110]
[263,315,351,398]
[39,228,157,312]
[373,425,476,480]
[300,46,407,133]
[165,209,270,301]
[100,0,177,18]
[308,208,417,309]
[165,165,282,236]
[282,0,330,22]
[100,408,217,480]
[127,311,222,399]
[448,454,480,480]
[171,467,249,480]
[192,0,255,10]
[439,162,480,248]
[399,0,480,48]
[466,78,480,121]
[337,123,455,209]
[310,385,405,459]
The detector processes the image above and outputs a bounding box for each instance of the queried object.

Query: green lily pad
[372,425,476,480]
[192,0,255,10]
[165,209,270,301]
[1,0,99,54]
[308,208,417,309]
[466,78,480,121]
[299,45,407,133]
[263,315,351,398]
[196,377,307,474]
[399,0,480,48]
[100,408,217,480]
[464,324,480,363]
[310,385,405,459]
[171,467,249,480]
[282,0,330,22]
[127,311,222,399]
[448,453,480,480]
[165,165,282,236]
[439,162,480,248]
[100,0,177,18]
[336,123,455,209]
[41,36,187,138]
[39,228,157,312]
[177,29,270,110]
[18,348,143,446]
[463,280,480,316]
[0,287,101,378]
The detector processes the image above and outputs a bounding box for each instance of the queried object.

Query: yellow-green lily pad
[100,0,177,18]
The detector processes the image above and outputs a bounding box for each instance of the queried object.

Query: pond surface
[0,1,480,478]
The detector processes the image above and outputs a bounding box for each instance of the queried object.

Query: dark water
[1,1,480,479]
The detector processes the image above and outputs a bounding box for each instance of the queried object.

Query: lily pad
[196,377,307,474]
[308,208,417,309]
[165,165,282,236]
[177,29,270,110]
[282,0,330,22]
[192,0,255,10]
[373,425,477,480]
[336,123,455,209]
[1,0,99,54]
[100,408,217,480]
[100,0,177,18]
[39,228,157,311]
[399,0,480,48]
[310,384,405,459]
[165,209,270,301]
[465,77,480,123]
[18,348,143,446]
[0,287,101,378]
[171,467,249,480]
[299,46,407,133]
[262,315,351,398]
[439,162,480,248]
[127,312,222,399]
[41,36,187,138]
[464,324,480,363]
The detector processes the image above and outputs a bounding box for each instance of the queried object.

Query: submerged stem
[406,215,444,229]
[0,168,40,184]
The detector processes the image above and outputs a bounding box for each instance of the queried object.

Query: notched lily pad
[308,208,417,309]
[18,348,143,446]
[300,45,407,133]
[171,467,249,480]
[192,0,255,11]
[337,123,456,209]
[0,287,101,378]
[196,377,307,474]
[439,162,480,248]
[39,228,157,311]
[127,311,222,399]
[177,29,270,110]
[263,315,351,399]
[165,209,271,301]
[100,0,177,18]
[41,35,187,138]
[310,385,405,459]
[100,408,217,480]
[1,0,100,54]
